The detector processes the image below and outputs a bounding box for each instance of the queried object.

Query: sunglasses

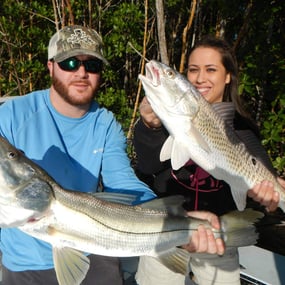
[57,57,103,74]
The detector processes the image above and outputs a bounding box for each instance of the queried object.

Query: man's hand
[139,97,162,129]
[247,178,285,212]
[182,211,225,255]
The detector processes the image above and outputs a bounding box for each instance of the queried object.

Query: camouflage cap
[48,25,108,64]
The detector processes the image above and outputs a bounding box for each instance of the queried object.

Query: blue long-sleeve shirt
[0,89,156,271]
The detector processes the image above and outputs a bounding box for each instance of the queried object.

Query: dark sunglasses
[57,57,103,74]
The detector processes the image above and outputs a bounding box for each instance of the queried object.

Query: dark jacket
[133,102,275,216]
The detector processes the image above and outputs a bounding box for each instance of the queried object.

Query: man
[0,24,156,285]
[0,25,224,285]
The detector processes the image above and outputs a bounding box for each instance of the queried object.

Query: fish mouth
[140,62,161,87]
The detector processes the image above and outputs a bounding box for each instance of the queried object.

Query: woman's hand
[247,178,285,212]
[139,97,162,129]
[182,211,225,255]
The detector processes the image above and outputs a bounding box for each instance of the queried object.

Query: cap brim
[53,49,108,65]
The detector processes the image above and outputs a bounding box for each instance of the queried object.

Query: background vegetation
[0,0,284,175]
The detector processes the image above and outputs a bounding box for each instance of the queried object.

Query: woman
[134,35,282,285]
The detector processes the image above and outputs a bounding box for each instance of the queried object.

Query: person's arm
[133,97,170,174]
[100,112,156,204]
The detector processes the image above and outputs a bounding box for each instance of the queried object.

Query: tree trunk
[155,0,169,65]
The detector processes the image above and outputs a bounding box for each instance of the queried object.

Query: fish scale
[194,95,282,210]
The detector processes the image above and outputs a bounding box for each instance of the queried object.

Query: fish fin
[160,136,174,162]
[226,182,248,211]
[155,247,191,275]
[232,192,247,211]
[139,195,186,216]
[93,192,137,205]
[53,247,90,285]
[220,209,264,247]
[161,137,194,170]
[170,140,193,170]
[160,128,213,170]
[186,125,211,154]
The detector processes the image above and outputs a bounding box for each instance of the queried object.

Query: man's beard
[51,75,96,106]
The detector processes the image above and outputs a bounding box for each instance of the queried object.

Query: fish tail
[220,209,264,247]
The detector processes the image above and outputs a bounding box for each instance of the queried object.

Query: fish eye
[165,69,175,78]
[7,151,18,160]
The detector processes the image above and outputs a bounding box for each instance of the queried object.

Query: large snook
[0,136,262,285]
[139,60,285,212]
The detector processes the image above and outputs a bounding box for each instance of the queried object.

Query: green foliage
[0,0,284,173]
[103,2,144,60]
[0,0,53,95]
[261,96,285,174]
[98,2,145,129]
[97,86,133,131]
[234,1,285,175]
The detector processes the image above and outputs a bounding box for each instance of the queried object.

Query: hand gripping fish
[0,136,263,285]
[139,60,285,212]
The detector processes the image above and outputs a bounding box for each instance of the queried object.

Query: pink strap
[171,160,223,210]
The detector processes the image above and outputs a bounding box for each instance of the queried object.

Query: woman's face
[187,47,231,103]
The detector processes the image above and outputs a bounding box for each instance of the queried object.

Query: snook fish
[0,136,263,285]
[139,60,285,212]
